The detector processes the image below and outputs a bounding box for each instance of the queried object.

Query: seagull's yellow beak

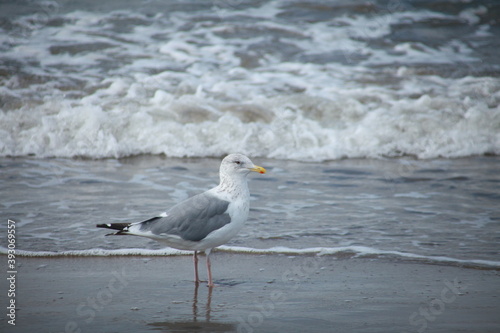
[249,165,266,174]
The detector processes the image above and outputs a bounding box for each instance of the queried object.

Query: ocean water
[1,0,499,160]
[1,155,499,268]
[0,1,499,267]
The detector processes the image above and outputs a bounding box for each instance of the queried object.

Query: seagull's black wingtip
[96,222,131,235]
[97,223,126,229]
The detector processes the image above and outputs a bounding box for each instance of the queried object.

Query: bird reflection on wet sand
[147,283,236,332]
[193,283,212,323]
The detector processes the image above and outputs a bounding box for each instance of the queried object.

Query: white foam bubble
[1,4,499,161]
[1,76,499,160]
[2,245,498,268]
[0,247,190,257]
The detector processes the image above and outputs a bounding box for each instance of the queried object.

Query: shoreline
[2,247,500,272]
[1,253,499,332]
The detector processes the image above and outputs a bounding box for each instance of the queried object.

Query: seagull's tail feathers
[96,223,132,236]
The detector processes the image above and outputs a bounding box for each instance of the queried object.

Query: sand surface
[1,253,499,333]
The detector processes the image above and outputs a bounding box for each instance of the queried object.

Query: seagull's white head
[219,153,266,180]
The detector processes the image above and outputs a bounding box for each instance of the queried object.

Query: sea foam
[2,245,499,269]
[1,76,498,161]
[1,2,499,161]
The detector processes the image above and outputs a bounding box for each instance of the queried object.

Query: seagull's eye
[234,160,241,165]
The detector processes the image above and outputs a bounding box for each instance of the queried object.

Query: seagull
[96,153,266,287]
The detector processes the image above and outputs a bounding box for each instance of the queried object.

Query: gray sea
[1,155,499,268]
[0,0,499,267]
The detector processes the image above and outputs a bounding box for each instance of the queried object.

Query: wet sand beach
[2,253,499,333]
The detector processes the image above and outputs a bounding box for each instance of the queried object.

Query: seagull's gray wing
[137,192,231,242]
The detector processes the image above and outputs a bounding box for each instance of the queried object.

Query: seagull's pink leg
[193,251,200,284]
[206,249,214,287]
